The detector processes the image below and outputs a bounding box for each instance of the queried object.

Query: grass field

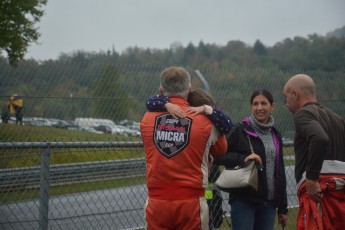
[0,123,144,168]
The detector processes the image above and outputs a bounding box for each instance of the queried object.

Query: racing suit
[140,96,227,230]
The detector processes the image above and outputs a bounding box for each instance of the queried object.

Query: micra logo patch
[154,114,191,158]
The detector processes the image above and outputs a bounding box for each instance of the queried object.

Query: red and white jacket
[297,160,345,230]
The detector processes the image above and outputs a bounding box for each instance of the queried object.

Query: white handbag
[215,134,260,191]
[215,160,258,191]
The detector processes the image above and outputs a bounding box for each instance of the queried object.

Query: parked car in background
[93,125,112,134]
[9,116,141,136]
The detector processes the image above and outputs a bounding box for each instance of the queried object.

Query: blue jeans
[230,200,276,230]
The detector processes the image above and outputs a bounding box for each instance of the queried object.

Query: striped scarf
[249,114,276,200]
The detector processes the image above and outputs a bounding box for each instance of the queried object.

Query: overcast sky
[25,0,345,61]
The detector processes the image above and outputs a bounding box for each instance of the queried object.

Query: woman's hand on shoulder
[187,105,213,116]
[186,106,204,116]
[165,102,186,119]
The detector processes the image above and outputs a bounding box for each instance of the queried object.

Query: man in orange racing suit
[140,67,227,230]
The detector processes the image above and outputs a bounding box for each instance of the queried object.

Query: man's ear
[159,87,163,95]
[292,89,298,100]
[188,85,192,93]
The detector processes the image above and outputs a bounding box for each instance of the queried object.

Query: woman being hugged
[214,89,288,230]
[146,88,233,229]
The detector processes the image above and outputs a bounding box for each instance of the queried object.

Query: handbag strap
[246,134,254,153]
[246,134,263,171]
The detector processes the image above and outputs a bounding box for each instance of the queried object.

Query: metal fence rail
[0,158,146,192]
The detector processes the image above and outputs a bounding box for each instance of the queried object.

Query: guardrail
[0,141,293,193]
[0,158,146,192]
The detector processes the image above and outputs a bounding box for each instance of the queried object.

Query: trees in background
[92,66,132,122]
[0,27,344,126]
[0,0,47,66]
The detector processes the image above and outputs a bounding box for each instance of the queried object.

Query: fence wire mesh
[1,64,345,229]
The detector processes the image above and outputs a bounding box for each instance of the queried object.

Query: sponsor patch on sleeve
[154,114,192,158]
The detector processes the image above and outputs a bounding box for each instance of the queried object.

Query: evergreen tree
[253,40,267,56]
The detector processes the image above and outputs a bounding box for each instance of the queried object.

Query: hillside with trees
[0,27,344,135]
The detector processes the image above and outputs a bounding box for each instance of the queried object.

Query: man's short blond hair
[160,67,191,97]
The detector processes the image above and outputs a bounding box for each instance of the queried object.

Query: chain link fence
[1,64,345,229]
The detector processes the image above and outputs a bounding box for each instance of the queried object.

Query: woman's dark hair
[250,89,274,105]
[188,88,215,107]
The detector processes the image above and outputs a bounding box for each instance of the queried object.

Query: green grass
[284,159,295,166]
[0,124,144,168]
[284,146,294,156]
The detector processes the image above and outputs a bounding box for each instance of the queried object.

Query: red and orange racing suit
[140,96,227,230]
[297,160,345,230]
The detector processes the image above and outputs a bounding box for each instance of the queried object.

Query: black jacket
[214,117,288,214]
[294,102,345,183]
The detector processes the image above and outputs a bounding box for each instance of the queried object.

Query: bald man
[284,74,345,229]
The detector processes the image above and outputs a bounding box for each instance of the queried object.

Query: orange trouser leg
[145,197,209,230]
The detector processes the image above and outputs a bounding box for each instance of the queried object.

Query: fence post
[194,70,210,91]
[39,148,50,230]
